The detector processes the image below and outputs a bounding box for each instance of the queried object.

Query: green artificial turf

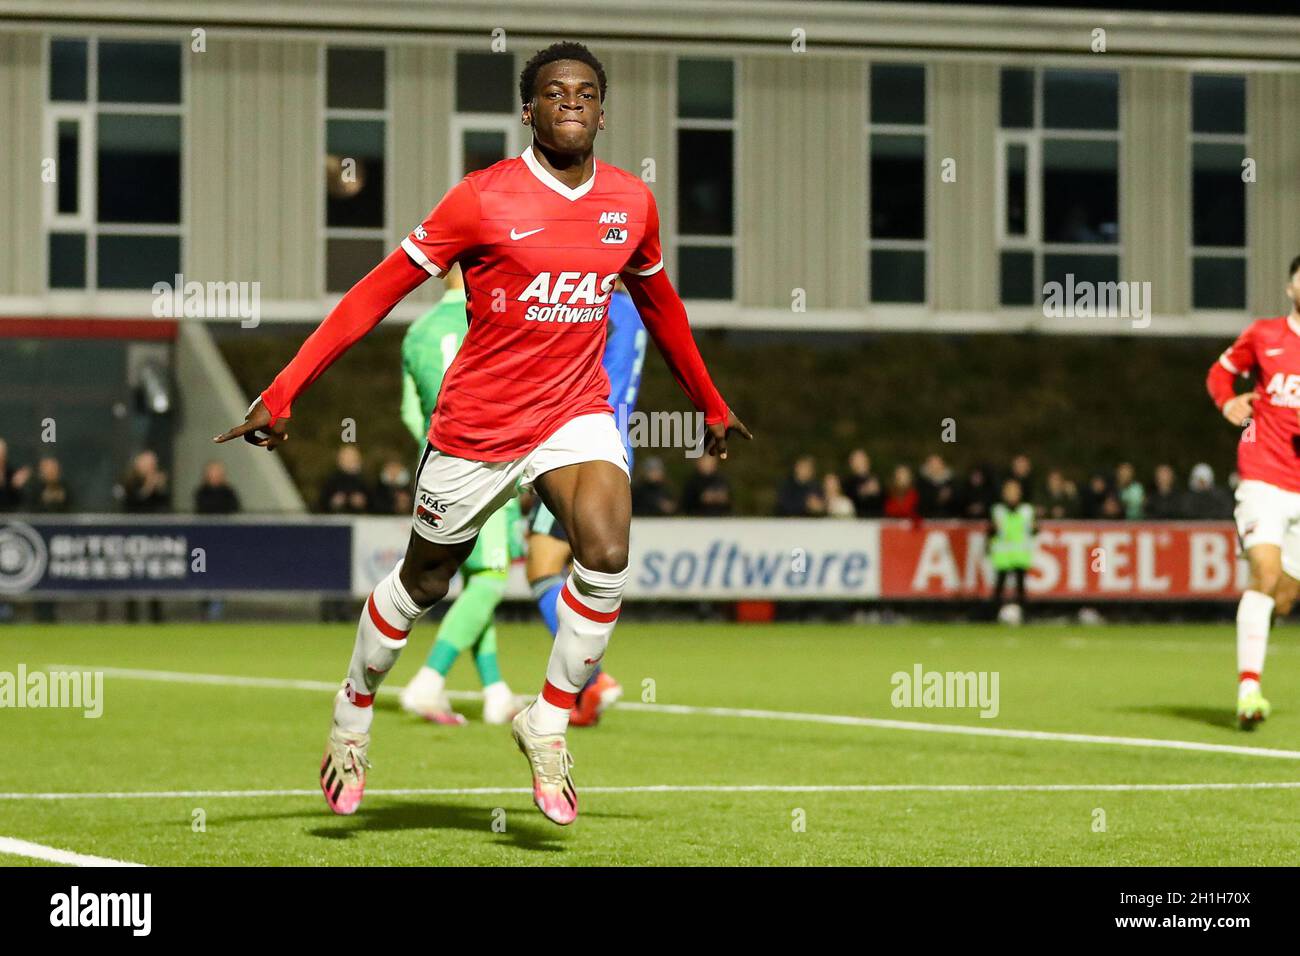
[1,621,1297,866]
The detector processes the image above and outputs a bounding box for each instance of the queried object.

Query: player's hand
[1222,393,1255,427]
[213,398,288,450]
[703,409,753,460]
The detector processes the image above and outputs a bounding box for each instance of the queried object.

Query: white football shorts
[1234,478,1300,579]
[410,412,629,545]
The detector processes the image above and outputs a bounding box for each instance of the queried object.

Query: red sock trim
[541,680,578,709]
[1239,671,1261,683]
[560,583,620,624]
[344,681,374,707]
[367,593,408,642]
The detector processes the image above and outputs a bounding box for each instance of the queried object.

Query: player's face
[524,60,603,155]
[1287,268,1300,310]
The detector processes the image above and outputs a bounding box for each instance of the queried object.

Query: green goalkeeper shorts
[461,496,522,576]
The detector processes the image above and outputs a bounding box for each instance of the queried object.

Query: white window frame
[996,67,1122,304]
[449,113,521,186]
[42,35,186,294]
[1188,74,1249,314]
[672,56,739,302]
[865,62,932,306]
[321,44,392,296]
[449,49,521,185]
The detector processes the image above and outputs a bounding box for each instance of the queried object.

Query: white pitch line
[2,782,1300,801]
[46,663,1300,762]
[0,835,143,867]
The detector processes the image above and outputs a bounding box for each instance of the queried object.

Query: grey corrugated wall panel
[1122,67,1189,317]
[1248,72,1300,319]
[0,32,45,296]
[740,54,866,310]
[390,43,452,304]
[931,61,998,313]
[186,38,320,299]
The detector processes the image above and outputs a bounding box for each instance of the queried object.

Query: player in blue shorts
[526,279,645,726]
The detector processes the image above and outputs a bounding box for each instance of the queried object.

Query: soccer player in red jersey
[215,42,750,823]
[1206,254,1300,729]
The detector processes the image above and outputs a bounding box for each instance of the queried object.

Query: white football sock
[1236,589,1273,697]
[335,562,429,733]
[528,559,626,736]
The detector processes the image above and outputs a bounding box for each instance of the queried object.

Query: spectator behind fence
[319,445,371,514]
[194,461,240,622]
[884,464,920,521]
[194,461,240,514]
[918,453,956,517]
[823,473,856,518]
[1115,461,1145,519]
[776,455,825,516]
[115,450,168,623]
[843,448,883,517]
[1008,453,1036,503]
[0,438,31,511]
[116,450,170,513]
[1145,464,1183,519]
[961,464,996,520]
[1079,472,1113,520]
[1043,468,1079,519]
[632,456,677,516]
[29,456,70,513]
[1181,462,1233,520]
[683,454,733,516]
[371,459,413,515]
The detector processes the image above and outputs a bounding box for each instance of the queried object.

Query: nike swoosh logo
[510,227,545,241]
[1266,348,1285,356]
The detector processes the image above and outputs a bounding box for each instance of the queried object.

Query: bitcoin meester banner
[0,516,1244,601]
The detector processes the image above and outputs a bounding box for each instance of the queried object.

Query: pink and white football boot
[320,712,371,815]
[511,702,578,825]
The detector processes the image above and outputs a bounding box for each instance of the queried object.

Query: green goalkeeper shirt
[400,288,467,446]
[401,289,524,564]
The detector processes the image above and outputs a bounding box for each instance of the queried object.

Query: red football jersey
[1217,316,1300,493]
[401,149,664,461]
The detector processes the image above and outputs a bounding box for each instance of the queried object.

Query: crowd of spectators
[0,434,1246,525]
[749,450,1236,521]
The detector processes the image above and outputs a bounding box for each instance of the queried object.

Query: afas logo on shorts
[416,493,447,529]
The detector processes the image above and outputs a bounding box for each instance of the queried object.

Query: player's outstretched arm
[213,247,430,450]
[621,267,752,459]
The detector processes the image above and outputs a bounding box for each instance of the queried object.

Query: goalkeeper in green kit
[398,265,524,725]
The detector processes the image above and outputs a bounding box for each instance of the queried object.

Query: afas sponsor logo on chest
[1264,371,1300,408]
[520,271,619,323]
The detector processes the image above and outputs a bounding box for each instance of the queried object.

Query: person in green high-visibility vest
[988,478,1036,622]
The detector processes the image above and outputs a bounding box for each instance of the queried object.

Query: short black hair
[1290,255,1300,280]
[519,41,607,106]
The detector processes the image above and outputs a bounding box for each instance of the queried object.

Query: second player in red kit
[1207,255,1300,729]
[217,42,751,824]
